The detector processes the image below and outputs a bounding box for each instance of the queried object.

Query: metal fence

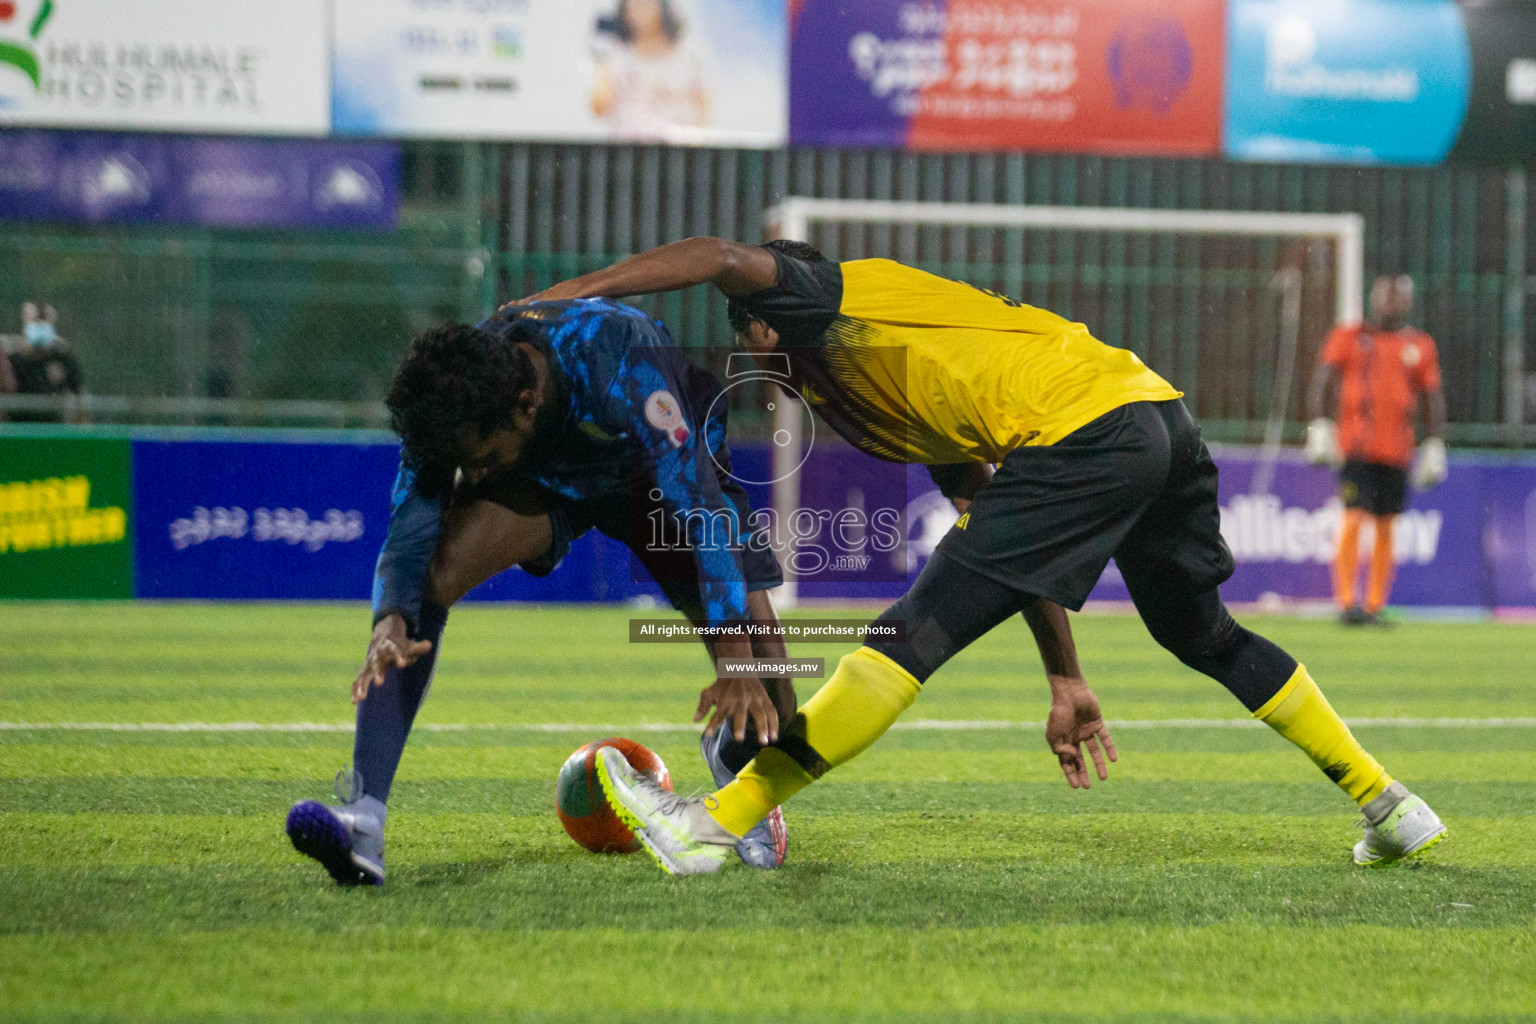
[2,141,1531,444]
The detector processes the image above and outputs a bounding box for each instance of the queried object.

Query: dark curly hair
[387,320,540,500]
[726,238,827,334]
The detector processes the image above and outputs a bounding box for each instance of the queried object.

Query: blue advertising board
[0,131,400,228]
[132,438,401,600]
[1224,0,1471,164]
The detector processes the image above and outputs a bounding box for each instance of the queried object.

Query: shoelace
[624,768,694,817]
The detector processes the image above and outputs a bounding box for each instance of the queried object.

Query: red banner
[904,0,1223,155]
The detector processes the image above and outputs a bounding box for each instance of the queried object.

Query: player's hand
[497,281,582,314]
[696,676,780,746]
[1045,677,1117,789]
[1305,418,1342,467]
[352,614,433,705]
[1412,437,1448,490]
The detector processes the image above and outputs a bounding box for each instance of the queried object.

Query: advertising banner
[0,435,133,599]
[1447,0,1536,163]
[1224,0,1471,165]
[332,0,786,147]
[1480,463,1536,612]
[0,0,329,135]
[1086,450,1485,608]
[790,0,1223,155]
[0,131,400,229]
[132,438,399,600]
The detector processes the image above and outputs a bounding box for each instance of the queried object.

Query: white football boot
[594,746,737,875]
[1353,781,1448,867]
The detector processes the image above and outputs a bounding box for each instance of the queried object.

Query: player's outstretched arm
[509,237,779,306]
[1023,598,1117,788]
[352,613,433,704]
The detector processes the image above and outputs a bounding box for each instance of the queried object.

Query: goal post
[761,197,1366,606]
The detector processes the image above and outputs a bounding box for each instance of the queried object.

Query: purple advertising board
[0,130,399,228]
[1479,463,1536,613]
[1085,449,1487,609]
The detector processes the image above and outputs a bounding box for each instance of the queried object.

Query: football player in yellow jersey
[522,236,1448,874]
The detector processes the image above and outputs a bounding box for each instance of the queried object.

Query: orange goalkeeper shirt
[1320,324,1441,469]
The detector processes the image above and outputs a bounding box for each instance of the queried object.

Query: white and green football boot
[594,745,737,875]
[1353,781,1448,867]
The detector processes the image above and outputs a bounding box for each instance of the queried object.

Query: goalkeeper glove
[1304,418,1342,467]
[1412,437,1448,490]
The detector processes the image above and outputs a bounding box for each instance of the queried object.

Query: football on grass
[554,738,672,853]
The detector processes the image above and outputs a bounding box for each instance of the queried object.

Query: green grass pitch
[3,602,1535,1022]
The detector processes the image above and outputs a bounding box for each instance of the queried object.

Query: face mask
[24,322,57,347]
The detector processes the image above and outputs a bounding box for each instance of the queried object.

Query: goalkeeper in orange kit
[1306,275,1447,626]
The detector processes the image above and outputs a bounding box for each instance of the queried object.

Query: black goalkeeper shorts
[1339,459,1408,517]
[934,399,1235,611]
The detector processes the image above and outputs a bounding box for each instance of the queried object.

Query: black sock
[717,734,764,775]
[353,601,448,804]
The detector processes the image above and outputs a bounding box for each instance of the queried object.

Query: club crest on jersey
[644,389,690,447]
[1402,343,1422,368]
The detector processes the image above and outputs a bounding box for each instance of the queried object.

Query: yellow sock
[707,647,921,836]
[1253,664,1392,806]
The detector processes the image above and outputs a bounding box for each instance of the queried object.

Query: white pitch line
[2,717,1535,733]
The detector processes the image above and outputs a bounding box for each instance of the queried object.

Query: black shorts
[1339,460,1408,516]
[935,399,1234,611]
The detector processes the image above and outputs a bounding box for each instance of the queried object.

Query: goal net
[762,197,1364,602]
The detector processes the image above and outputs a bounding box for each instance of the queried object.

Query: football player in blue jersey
[286,298,795,884]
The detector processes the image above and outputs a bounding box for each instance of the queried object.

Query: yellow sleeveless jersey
[733,251,1181,465]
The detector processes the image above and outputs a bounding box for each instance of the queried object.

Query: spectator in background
[591,0,710,141]
[8,302,86,424]
[1306,276,1447,626]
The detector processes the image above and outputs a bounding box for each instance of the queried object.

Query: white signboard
[0,0,330,135]
[332,0,786,147]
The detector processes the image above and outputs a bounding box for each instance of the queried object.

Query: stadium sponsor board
[789,0,1224,155]
[331,0,787,147]
[2,432,1530,609]
[1481,464,1536,611]
[0,435,132,598]
[0,130,399,228]
[0,0,329,135]
[1223,0,1471,164]
[130,438,399,600]
[1446,0,1536,162]
[1087,449,1485,608]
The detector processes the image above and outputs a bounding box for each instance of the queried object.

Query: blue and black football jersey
[372,299,753,631]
